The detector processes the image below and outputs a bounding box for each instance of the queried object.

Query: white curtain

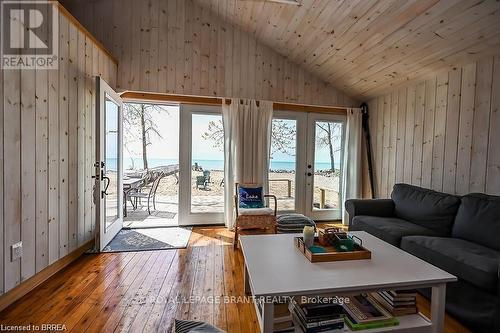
[222,98,274,229]
[342,108,363,224]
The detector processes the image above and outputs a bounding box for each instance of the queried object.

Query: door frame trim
[271,110,307,214]
[178,104,224,225]
[305,113,346,221]
[95,76,124,251]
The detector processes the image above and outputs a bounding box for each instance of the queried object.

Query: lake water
[108,158,339,171]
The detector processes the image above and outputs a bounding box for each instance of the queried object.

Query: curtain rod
[120,91,348,114]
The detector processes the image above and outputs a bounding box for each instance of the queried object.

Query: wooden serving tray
[294,236,371,263]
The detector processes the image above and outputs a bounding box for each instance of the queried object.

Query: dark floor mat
[102,227,192,252]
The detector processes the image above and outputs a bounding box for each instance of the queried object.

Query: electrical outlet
[11,241,22,262]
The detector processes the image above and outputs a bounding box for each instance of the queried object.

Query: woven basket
[318,227,346,246]
[236,215,276,230]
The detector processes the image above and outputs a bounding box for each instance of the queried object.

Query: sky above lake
[120,104,341,165]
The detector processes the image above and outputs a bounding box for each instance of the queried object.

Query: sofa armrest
[345,199,395,226]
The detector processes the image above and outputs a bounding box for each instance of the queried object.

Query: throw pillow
[239,186,264,209]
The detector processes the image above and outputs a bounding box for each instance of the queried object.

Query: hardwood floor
[0,227,470,333]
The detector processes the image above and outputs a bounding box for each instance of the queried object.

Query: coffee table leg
[244,263,251,295]
[431,283,446,333]
[261,301,274,333]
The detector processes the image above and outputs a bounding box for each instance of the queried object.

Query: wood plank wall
[0,10,117,295]
[368,55,500,198]
[59,0,357,107]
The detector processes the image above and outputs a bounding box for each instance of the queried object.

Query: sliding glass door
[269,111,345,221]
[179,104,224,225]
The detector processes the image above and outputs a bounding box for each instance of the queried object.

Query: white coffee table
[239,231,457,333]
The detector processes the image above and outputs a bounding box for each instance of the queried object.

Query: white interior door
[178,104,224,225]
[95,76,124,251]
[304,113,346,221]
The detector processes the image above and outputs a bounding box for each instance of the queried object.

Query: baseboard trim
[0,239,94,312]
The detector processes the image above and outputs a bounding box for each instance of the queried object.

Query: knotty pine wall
[60,0,357,107]
[0,8,117,295]
[368,55,500,198]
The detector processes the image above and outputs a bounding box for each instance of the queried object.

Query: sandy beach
[111,168,340,214]
[154,169,340,210]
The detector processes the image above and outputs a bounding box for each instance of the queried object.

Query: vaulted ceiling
[194,0,500,99]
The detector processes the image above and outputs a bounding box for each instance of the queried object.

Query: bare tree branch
[123,102,167,169]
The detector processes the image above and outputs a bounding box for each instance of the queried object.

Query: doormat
[102,227,192,253]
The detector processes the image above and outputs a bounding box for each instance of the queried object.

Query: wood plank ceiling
[195,0,500,99]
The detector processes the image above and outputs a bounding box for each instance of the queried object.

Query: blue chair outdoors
[196,170,212,190]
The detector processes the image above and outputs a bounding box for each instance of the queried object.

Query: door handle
[102,176,111,196]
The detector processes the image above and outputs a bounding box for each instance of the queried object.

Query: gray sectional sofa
[345,183,500,332]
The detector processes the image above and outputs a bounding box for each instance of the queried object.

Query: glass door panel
[96,77,123,251]
[105,96,120,229]
[312,121,343,211]
[178,104,224,225]
[269,117,298,212]
[121,102,180,227]
[191,113,224,214]
[305,114,345,221]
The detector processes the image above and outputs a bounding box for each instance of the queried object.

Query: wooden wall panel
[375,97,384,197]
[20,60,37,282]
[77,30,86,246]
[411,82,425,188]
[0,53,3,294]
[395,88,406,184]
[0,9,117,296]
[431,72,449,191]
[486,56,500,194]
[84,36,93,243]
[442,68,461,194]
[470,58,493,193]
[68,23,79,252]
[403,86,416,184]
[370,55,500,198]
[4,67,21,291]
[456,63,476,195]
[60,0,358,107]
[47,54,60,265]
[388,91,398,193]
[380,94,390,198]
[35,4,50,273]
[59,15,70,258]
[421,78,436,189]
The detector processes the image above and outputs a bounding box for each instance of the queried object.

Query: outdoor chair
[129,171,164,214]
[233,183,277,249]
[196,170,211,190]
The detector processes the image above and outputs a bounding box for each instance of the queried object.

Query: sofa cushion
[452,193,500,251]
[239,207,274,216]
[350,216,439,247]
[401,236,500,293]
[391,183,461,236]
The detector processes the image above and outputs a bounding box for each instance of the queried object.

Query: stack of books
[289,299,345,332]
[370,290,418,317]
[274,303,294,333]
[342,294,399,330]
